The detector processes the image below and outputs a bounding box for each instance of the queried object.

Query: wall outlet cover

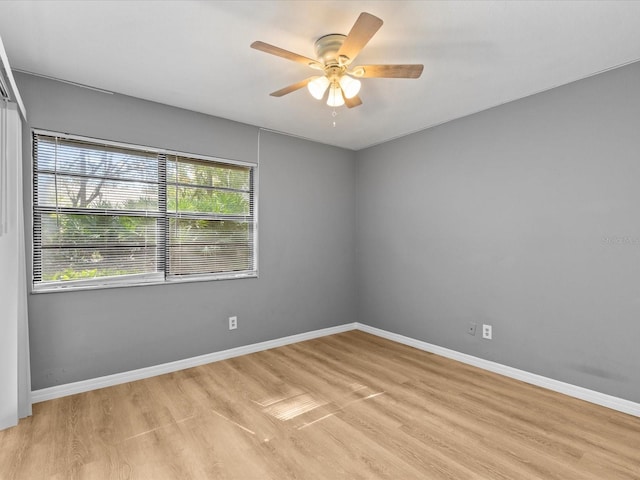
[467,322,477,336]
[482,324,492,340]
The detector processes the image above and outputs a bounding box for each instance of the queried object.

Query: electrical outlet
[467,322,477,336]
[229,316,237,330]
[482,324,492,340]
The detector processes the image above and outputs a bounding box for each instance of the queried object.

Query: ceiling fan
[251,12,424,108]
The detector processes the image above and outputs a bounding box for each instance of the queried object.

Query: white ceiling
[1,1,640,150]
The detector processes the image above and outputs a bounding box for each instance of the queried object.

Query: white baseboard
[356,323,640,418]
[31,323,358,403]
[32,321,640,419]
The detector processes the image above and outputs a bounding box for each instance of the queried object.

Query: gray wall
[17,73,357,390]
[356,62,640,403]
[18,62,640,404]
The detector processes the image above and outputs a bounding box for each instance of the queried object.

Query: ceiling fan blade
[352,64,424,79]
[337,12,383,64]
[344,94,363,108]
[270,77,315,97]
[251,41,323,70]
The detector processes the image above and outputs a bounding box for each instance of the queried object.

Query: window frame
[31,129,258,293]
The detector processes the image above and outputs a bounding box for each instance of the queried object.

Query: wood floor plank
[1,331,639,479]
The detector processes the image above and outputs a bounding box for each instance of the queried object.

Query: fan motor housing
[314,34,346,65]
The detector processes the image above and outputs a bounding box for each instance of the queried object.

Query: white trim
[31,322,640,418]
[31,323,358,403]
[356,323,640,418]
[32,271,258,294]
[0,35,27,120]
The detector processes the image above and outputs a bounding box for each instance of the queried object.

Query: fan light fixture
[326,82,345,107]
[339,75,361,99]
[307,76,330,100]
[307,74,361,105]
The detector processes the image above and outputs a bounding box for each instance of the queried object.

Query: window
[32,131,257,291]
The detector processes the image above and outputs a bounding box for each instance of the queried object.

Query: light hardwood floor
[1,330,639,479]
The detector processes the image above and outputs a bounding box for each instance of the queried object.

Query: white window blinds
[167,155,255,277]
[32,131,257,291]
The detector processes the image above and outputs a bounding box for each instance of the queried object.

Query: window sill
[31,271,258,294]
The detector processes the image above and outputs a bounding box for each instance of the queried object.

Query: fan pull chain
[332,109,337,127]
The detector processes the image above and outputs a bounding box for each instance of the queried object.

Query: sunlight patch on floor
[263,393,327,421]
